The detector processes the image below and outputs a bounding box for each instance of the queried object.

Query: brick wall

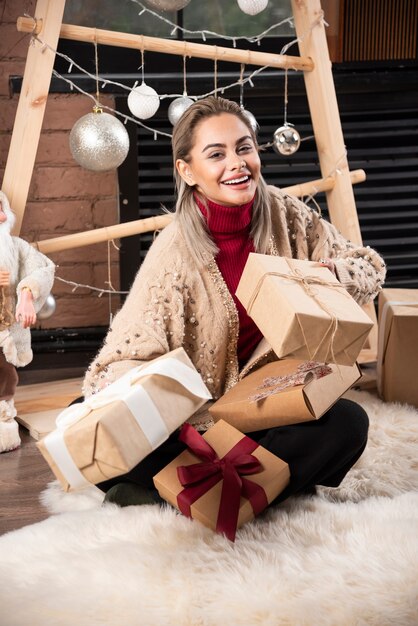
[0,0,121,330]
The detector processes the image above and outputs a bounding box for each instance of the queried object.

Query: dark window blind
[118,101,418,291]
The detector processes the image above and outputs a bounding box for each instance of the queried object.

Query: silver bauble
[37,294,56,320]
[69,108,130,171]
[127,81,160,120]
[168,96,194,125]
[272,123,301,156]
[143,0,191,10]
[241,107,258,133]
[237,0,269,16]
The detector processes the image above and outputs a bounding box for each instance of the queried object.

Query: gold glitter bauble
[69,109,130,171]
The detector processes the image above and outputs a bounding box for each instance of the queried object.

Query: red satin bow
[176,423,268,541]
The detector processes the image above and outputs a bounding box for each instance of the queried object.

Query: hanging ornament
[237,0,269,16]
[272,123,301,156]
[70,37,129,171]
[70,107,130,171]
[143,0,192,10]
[272,68,300,156]
[168,55,193,126]
[128,81,160,120]
[241,108,258,133]
[238,63,258,133]
[128,48,160,120]
[168,96,194,125]
[37,294,56,320]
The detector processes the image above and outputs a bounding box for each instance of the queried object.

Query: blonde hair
[172,96,272,266]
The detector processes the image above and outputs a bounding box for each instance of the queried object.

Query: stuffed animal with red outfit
[0,190,55,452]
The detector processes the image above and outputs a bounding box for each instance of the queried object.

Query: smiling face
[176,113,261,207]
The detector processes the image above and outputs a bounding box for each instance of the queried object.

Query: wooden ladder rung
[17,17,314,72]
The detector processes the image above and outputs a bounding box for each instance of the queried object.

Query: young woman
[83,96,386,506]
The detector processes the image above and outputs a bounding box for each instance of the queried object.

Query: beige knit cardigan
[83,187,386,413]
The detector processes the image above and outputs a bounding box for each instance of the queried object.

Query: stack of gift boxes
[38,254,378,542]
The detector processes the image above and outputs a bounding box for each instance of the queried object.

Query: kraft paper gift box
[208,359,362,432]
[37,348,212,491]
[153,419,290,541]
[377,288,418,407]
[236,253,374,366]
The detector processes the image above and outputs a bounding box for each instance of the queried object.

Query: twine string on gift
[246,261,351,364]
[250,361,333,402]
[176,423,268,542]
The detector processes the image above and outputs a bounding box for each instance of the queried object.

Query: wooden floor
[0,428,54,535]
[0,375,84,536]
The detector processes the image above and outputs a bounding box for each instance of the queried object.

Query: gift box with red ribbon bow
[153,419,290,541]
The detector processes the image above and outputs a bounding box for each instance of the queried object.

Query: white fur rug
[1,389,418,626]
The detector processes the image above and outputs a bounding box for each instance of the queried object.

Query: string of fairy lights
[35,40,292,141]
[25,4,337,318]
[130,0,295,45]
[29,6,327,144]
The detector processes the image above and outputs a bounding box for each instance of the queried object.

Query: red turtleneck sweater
[195,194,263,367]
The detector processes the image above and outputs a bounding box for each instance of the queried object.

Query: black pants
[97,398,369,503]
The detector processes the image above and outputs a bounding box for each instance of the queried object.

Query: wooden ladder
[2,0,378,361]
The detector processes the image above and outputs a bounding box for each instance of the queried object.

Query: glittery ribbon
[249,361,333,402]
[246,259,351,363]
[176,423,268,542]
[0,287,13,330]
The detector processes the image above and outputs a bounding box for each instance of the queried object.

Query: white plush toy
[0,190,55,452]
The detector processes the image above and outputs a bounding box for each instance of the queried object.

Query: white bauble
[168,96,194,125]
[37,294,56,320]
[128,82,160,120]
[143,0,191,10]
[69,109,130,171]
[237,0,269,16]
[241,108,258,133]
[272,123,301,156]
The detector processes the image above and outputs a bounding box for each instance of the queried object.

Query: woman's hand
[16,288,37,328]
[318,258,337,276]
[0,270,10,287]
